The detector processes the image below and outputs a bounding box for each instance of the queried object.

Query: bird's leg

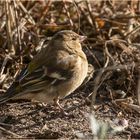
[53,97,68,115]
[53,97,63,111]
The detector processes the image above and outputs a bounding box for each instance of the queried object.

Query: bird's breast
[58,55,88,98]
[72,56,88,86]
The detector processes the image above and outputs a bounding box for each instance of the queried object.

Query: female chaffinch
[0,30,89,110]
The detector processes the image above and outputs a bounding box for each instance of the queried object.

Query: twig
[73,1,81,33]
[90,67,105,111]
[137,71,140,105]
[85,0,97,30]
[18,1,35,24]
[76,1,94,28]
[125,25,140,38]
[90,63,136,111]
[0,126,22,138]
[63,0,74,28]
[40,0,52,22]
[13,0,23,65]
[0,55,11,76]
[104,41,115,65]
[85,45,102,68]
[5,0,15,54]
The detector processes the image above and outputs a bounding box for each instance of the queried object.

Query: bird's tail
[0,82,19,104]
[0,68,28,104]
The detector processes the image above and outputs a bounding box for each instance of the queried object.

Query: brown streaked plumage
[0,30,88,111]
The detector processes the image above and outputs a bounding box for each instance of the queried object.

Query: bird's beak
[79,35,87,42]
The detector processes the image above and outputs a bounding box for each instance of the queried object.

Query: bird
[0,30,88,111]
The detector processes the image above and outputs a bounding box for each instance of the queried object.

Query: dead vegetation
[0,0,140,139]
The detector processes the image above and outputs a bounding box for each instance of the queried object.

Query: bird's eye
[56,34,63,39]
[71,37,77,40]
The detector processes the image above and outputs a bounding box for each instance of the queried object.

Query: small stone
[20,119,26,124]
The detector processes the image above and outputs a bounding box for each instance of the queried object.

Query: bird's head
[50,30,87,51]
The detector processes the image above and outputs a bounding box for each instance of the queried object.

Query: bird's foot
[53,98,68,115]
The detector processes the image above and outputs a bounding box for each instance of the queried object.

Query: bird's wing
[0,50,77,103]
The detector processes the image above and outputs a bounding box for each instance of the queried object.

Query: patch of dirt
[0,89,140,139]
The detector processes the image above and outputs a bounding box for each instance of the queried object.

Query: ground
[0,87,140,139]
